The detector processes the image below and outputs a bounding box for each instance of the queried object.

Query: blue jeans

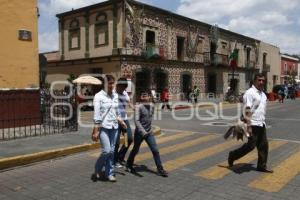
[95,127,118,177]
[127,131,163,169]
[114,120,133,164]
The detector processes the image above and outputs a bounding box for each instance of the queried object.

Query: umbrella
[72,76,102,85]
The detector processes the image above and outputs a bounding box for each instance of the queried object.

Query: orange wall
[0,0,39,89]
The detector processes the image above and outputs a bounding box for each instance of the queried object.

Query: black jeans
[114,120,133,164]
[161,99,171,110]
[229,125,269,169]
[127,131,163,169]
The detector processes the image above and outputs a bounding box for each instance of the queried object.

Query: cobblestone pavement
[1,130,299,200]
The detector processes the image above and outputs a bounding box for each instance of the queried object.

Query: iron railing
[0,89,78,141]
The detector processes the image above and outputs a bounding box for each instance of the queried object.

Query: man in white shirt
[228,73,273,173]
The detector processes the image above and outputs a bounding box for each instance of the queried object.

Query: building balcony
[203,52,229,66]
[263,64,271,72]
[245,61,256,68]
[142,44,165,59]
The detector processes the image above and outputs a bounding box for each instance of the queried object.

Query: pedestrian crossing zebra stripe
[248,149,300,192]
[135,134,219,162]
[88,131,194,157]
[162,139,240,172]
[195,140,287,180]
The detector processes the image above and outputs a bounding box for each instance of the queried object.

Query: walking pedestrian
[114,78,133,168]
[161,87,172,111]
[228,73,273,173]
[193,86,200,103]
[91,75,127,182]
[127,90,168,177]
[186,86,192,102]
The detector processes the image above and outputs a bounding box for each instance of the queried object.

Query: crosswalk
[88,131,300,193]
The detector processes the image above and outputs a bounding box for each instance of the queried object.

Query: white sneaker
[115,162,123,169]
[107,176,117,182]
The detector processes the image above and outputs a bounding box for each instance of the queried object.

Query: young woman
[126,91,168,177]
[91,75,127,182]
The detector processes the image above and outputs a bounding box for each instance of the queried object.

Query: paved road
[154,99,300,142]
[0,99,299,200]
[1,130,299,200]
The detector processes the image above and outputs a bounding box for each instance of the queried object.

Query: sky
[38,0,300,55]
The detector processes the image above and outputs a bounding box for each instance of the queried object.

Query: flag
[229,42,238,68]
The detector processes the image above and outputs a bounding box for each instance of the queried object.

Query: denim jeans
[114,120,133,164]
[95,127,118,177]
[127,131,163,169]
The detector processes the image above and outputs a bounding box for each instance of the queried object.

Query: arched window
[95,13,108,47]
[69,19,80,50]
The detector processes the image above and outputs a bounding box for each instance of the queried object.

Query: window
[284,63,287,73]
[221,42,227,49]
[263,53,267,66]
[197,40,203,54]
[69,19,80,50]
[95,13,108,47]
[221,42,228,55]
[246,48,251,62]
[146,30,155,45]
[177,37,185,61]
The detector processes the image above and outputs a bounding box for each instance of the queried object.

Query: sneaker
[115,162,123,169]
[157,168,168,177]
[126,165,136,174]
[90,173,100,182]
[107,176,117,182]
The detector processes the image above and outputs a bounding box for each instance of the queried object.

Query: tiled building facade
[46,0,280,99]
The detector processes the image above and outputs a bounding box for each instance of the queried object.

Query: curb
[0,126,161,171]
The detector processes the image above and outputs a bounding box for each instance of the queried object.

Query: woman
[91,75,127,182]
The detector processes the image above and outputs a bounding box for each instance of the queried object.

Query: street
[0,99,300,200]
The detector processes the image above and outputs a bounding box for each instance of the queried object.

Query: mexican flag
[229,48,238,68]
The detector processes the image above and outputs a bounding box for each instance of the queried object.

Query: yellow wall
[0,0,39,89]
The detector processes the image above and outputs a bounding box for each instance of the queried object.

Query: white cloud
[177,0,300,54]
[38,30,59,53]
[39,0,105,16]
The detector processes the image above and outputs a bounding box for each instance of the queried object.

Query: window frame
[94,13,109,48]
[68,19,81,51]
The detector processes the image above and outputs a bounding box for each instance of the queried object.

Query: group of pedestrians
[91,75,168,182]
[91,73,274,183]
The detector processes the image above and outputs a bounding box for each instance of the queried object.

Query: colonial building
[45,0,280,100]
[258,42,280,92]
[280,54,299,84]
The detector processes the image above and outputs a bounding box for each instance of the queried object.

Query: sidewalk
[0,125,161,171]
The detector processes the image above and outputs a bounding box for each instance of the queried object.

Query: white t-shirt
[243,85,267,127]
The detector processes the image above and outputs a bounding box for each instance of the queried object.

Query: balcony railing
[263,64,271,72]
[203,52,229,66]
[245,61,256,68]
[142,44,165,59]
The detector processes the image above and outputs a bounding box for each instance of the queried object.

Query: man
[228,73,273,173]
[193,85,200,103]
[114,78,133,168]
